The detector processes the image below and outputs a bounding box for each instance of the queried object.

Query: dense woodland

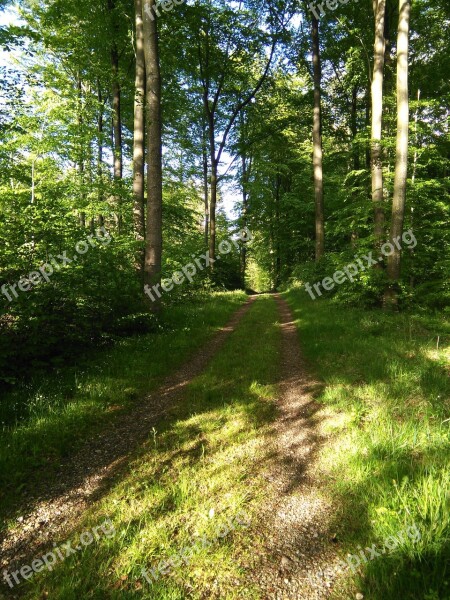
[0,0,448,373]
[0,0,449,599]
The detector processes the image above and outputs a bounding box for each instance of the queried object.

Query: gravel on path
[0,296,257,594]
[246,294,346,600]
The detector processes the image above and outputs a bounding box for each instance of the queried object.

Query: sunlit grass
[21,295,281,599]
[0,291,247,524]
[285,289,450,600]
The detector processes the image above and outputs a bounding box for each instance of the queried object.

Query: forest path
[2,294,347,599]
[246,294,344,599]
[0,296,257,587]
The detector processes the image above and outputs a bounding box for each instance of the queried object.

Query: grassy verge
[285,289,450,600]
[16,295,280,599]
[0,291,247,525]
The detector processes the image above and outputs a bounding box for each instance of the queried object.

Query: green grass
[4,289,449,599]
[285,288,450,600]
[19,295,281,599]
[0,291,247,526]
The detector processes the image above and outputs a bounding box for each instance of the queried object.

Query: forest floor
[0,292,448,600]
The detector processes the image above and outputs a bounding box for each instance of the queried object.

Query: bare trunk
[97,83,105,227]
[241,153,249,287]
[365,86,371,170]
[409,89,420,287]
[77,74,86,227]
[350,86,360,246]
[143,0,163,309]
[385,0,410,306]
[202,120,209,247]
[133,0,146,273]
[275,174,281,288]
[412,89,420,186]
[351,86,360,171]
[111,46,122,232]
[311,15,324,261]
[108,0,123,232]
[371,0,386,245]
[208,110,217,265]
[209,159,217,266]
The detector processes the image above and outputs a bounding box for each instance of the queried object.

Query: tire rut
[0,296,258,589]
[249,294,344,599]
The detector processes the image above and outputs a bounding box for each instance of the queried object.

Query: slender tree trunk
[311,15,325,261]
[275,174,281,288]
[409,88,420,287]
[241,153,249,287]
[202,120,209,247]
[351,86,360,171]
[111,45,123,232]
[371,0,386,246]
[350,86,360,247]
[108,0,123,232]
[385,0,410,306]
[77,74,86,227]
[133,0,146,273]
[209,159,217,266]
[143,0,163,309]
[412,89,420,186]
[97,83,105,227]
[365,85,371,170]
[208,111,217,266]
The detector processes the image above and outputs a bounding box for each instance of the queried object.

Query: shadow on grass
[3,295,334,599]
[0,294,248,529]
[285,289,450,600]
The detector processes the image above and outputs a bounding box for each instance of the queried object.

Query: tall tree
[108,0,124,233]
[143,0,163,308]
[371,0,386,246]
[193,2,282,264]
[385,0,411,305]
[311,14,324,261]
[202,118,209,247]
[133,0,146,273]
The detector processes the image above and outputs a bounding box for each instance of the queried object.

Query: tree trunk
[143,0,163,309]
[385,0,410,306]
[365,85,371,169]
[275,173,281,288]
[209,158,217,266]
[208,109,217,266]
[350,85,360,246]
[77,74,86,227]
[111,45,122,232]
[97,82,105,227]
[241,153,249,287]
[371,0,386,246]
[202,120,209,247]
[311,15,325,261]
[108,0,123,233]
[133,0,146,273]
[351,85,360,171]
